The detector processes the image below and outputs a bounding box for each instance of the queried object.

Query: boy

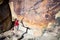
[14,19,19,32]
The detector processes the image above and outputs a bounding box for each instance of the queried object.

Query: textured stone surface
[9,0,60,38]
[0,20,60,40]
[0,0,60,40]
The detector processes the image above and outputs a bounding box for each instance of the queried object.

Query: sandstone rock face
[9,0,60,37]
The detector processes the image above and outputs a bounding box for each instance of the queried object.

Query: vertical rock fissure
[18,18,31,40]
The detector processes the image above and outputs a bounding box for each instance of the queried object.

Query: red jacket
[14,20,19,27]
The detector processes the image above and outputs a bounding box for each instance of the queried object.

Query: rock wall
[9,0,60,37]
[0,0,12,33]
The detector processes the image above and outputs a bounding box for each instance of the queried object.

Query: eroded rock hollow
[9,0,60,37]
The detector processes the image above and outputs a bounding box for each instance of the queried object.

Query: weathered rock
[9,0,60,37]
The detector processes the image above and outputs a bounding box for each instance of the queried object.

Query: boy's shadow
[56,17,60,26]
